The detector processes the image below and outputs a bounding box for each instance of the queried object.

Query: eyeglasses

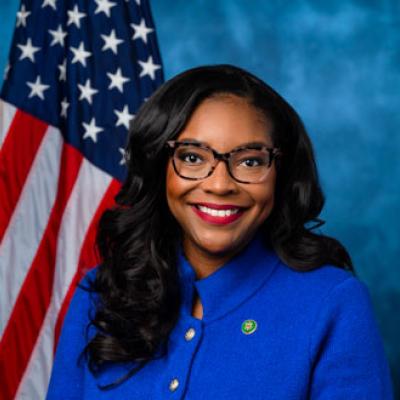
[166,140,281,184]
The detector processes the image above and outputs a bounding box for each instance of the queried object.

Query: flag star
[114,105,134,129]
[16,5,31,27]
[135,0,141,4]
[119,148,126,165]
[42,0,56,10]
[67,5,86,28]
[82,117,103,142]
[107,68,130,93]
[60,98,69,117]
[131,18,153,44]
[94,0,116,17]
[70,42,91,67]
[58,59,67,81]
[4,63,10,80]
[17,38,40,62]
[101,29,123,54]
[49,25,67,47]
[78,79,98,104]
[27,76,50,100]
[138,56,161,80]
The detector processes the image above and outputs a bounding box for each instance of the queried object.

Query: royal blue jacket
[46,237,394,399]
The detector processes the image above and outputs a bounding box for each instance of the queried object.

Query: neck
[182,237,253,279]
[182,242,233,280]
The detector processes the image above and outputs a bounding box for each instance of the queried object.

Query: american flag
[0,0,163,398]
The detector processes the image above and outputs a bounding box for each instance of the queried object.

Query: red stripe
[0,143,83,400]
[53,178,121,351]
[0,110,48,243]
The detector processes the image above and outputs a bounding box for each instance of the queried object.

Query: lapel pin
[241,319,257,335]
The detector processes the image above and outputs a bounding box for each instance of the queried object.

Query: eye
[241,158,261,167]
[178,152,204,164]
[238,156,267,168]
[234,149,269,169]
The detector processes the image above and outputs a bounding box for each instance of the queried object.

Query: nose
[200,160,238,194]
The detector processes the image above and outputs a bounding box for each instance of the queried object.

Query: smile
[197,205,239,217]
[191,203,245,225]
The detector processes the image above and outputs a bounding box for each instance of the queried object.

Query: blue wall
[1,0,399,395]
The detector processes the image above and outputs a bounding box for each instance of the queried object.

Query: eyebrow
[177,139,272,149]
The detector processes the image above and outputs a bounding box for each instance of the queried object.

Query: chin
[194,232,246,257]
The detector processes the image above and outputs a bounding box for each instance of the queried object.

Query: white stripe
[0,126,62,337]
[0,99,17,149]
[15,160,112,400]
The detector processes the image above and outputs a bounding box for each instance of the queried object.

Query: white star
[58,59,67,81]
[107,68,130,93]
[114,105,134,129]
[131,18,153,44]
[119,148,126,165]
[49,25,67,47]
[42,0,56,10]
[60,98,69,117]
[4,63,10,80]
[101,29,123,54]
[16,5,31,27]
[138,56,161,80]
[78,79,98,104]
[70,42,91,67]
[17,38,40,62]
[27,76,50,100]
[82,117,103,143]
[94,0,116,17]
[135,0,141,4]
[67,5,86,28]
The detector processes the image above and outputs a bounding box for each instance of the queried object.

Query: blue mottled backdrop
[1,0,399,395]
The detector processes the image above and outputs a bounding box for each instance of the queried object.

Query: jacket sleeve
[308,276,394,399]
[46,270,98,400]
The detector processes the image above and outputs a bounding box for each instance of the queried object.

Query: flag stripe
[53,178,121,351]
[0,143,83,400]
[1,1,163,397]
[15,160,113,400]
[0,108,48,242]
[0,99,17,149]
[0,126,63,338]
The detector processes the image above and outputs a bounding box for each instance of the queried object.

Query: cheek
[165,161,191,221]
[255,171,277,220]
[165,162,178,213]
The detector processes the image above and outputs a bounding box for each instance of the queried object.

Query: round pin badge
[241,319,257,335]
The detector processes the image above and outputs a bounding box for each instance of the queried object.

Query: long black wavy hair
[85,64,353,387]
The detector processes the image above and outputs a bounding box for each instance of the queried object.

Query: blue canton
[1,0,164,181]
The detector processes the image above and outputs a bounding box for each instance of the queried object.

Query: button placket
[163,317,203,398]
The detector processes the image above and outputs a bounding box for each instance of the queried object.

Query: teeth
[197,205,239,217]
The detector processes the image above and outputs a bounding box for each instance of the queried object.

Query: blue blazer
[46,236,394,399]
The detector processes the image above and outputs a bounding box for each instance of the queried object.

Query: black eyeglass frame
[166,140,282,184]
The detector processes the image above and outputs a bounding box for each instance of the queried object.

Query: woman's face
[166,95,277,264]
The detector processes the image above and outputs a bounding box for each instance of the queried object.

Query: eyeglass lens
[173,144,272,183]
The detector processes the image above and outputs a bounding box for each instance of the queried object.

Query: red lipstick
[191,203,245,225]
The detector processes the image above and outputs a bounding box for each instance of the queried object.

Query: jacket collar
[178,233,280,323]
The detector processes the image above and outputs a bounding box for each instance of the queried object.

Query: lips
[191,202,246,225]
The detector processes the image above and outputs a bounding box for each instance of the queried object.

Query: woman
[47,65,394,399]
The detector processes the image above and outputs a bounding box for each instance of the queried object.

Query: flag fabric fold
[0,0,163,398]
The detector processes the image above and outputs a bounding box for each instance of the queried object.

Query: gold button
[169,378,179,392]
[184,328,196,341]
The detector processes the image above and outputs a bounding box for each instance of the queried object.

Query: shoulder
[67,266,99,323]
[262,259,379,336]
[47,267,100,398]
[57,266,100,346]
[271,259,364,303]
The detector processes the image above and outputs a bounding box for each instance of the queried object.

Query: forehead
[176,95,273,151]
